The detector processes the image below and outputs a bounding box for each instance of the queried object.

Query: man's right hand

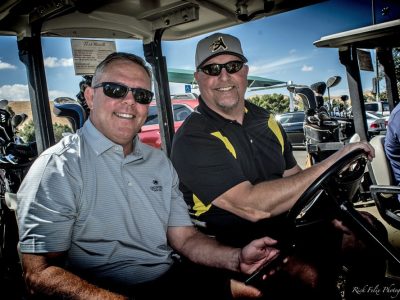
[230,279,263,298]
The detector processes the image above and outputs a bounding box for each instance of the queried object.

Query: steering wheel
[285,148,400,264]
[288,148,367,224]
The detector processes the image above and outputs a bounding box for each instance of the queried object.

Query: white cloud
[249,55,308,75]
[289,49,297,55]
[44,57,73,68]
[0,84,73,101]
[301,65,313,72]
[0,84,29,101]
[48,89,74,100]
[0,60,16,70]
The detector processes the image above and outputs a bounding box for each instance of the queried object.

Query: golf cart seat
[368,135,400,230]
[369,135,393,185]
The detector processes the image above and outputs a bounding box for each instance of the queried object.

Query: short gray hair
[92,52,152,85]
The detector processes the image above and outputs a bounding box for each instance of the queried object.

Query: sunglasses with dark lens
[93,82,154,104]
[198,60,245,76]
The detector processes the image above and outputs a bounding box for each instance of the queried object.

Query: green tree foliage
[394,48,400,92]
[19,120,72,143]
[248,93,289,114]
[18,120,35,142]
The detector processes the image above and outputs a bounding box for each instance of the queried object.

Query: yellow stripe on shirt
[193,194,212,216]
[211,131,237,159]
[268,115,284,153]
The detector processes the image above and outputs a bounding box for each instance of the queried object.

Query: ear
[243,64,249,77]
[84,86,94,110]
[194,71,200,83]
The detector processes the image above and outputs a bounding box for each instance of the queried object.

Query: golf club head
[0,99,9,109]
[326,76,341,88]
[11,114,24,131]
[310,82,327,96]
[53,97,87,132]
[20,113,28,122]
[76,75,92,116]
[292,87,318,111]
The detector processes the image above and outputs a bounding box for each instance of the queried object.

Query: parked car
[346,107,387,138]
[171,93,198,100]
[364,101,390,116]
[276,111,305,147]
[366,111,387,137]
[139,97,198,148]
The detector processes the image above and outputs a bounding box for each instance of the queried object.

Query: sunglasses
[93,82,154,104]
[198,60,245,76]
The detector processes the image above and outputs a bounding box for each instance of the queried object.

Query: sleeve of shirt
[17,152,82,253]
[281,123,298,170]
[385,110,400,184]
[171,128,247,206]
[168,161,193,227]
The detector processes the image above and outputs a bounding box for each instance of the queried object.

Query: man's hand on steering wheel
[327,141,375,169]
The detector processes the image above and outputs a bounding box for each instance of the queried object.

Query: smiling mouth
[114,112,135,119]
[216,86,235,92]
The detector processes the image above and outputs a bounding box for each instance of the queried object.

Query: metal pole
[288,81,294,111]
[372,0,380,101]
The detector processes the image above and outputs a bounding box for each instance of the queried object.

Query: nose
[218,67,230,79]
[122,91,137,106]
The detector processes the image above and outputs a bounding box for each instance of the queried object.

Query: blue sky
[0,0,392,102]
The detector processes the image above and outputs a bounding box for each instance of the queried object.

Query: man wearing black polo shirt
[171,32,384,299]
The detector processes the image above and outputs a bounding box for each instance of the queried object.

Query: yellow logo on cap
[210,37,227,52]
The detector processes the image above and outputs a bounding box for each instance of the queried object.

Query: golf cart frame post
[314,20,400,141]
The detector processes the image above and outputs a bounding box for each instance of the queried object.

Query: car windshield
[366,112,382,119]
[365,103,378,111]
[382,102,390,112]
[172,94,197,100]
[144,104,193,125]
[145,106,159,125]
[278,112,305,124]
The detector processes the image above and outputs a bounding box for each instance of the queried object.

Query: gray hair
[92,52,152,85]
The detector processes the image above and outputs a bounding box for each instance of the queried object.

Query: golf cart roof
[314,19,400,49]
[0,0,324,41]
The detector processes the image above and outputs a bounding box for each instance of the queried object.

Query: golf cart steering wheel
[286,148,400,264]
[288,148,367,224]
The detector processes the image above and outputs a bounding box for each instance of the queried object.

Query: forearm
[215,159,331,221]
[178,230,240,272]
[252,159,330,216]
[23,257,126,299]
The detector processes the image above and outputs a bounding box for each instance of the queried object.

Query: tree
[248,93,289,114]
[394,48,400,92]
[19,120,72,143]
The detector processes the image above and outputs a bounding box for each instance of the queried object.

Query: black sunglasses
[198,60,245,76]
[93,82,154,104]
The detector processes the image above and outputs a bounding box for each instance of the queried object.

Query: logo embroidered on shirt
[150,179,162,192]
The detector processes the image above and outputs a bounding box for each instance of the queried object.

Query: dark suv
[276,111,305,147]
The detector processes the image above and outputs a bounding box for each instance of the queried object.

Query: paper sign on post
[71,39,116,75]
